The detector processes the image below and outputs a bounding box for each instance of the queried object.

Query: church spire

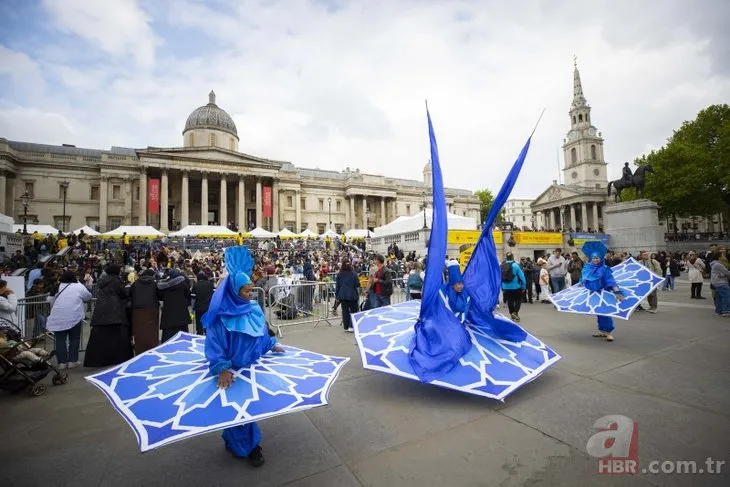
[571,56,587,109]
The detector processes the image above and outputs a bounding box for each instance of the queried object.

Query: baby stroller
[0,319,69,397]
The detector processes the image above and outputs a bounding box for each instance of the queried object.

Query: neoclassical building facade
[531,63,610,232]
[0,91,480,234]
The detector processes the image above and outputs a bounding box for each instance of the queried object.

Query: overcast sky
[1,0,728,198]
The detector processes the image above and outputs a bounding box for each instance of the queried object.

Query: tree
[474,188,505,223]
[635,104,730,221]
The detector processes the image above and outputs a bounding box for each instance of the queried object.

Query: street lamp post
[20,191,31,235]
[60,180,70,233]
[421,191,428,229]
[365,209,370,238]
[327,197,332,231]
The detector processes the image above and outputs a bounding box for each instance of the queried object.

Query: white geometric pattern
[86,332,349,451]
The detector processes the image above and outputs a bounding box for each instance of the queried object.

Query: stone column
[138,169,147,225]
[124,177,133,224]
[569,204,576,230]
[99,175,108,231]
[362,195,367,229]
[272,178,280,232]
[349,196,355,229]
[295,189,302,232]
[581,202,588,232]
[392,199,397,220]
[237,175,246,232]
[380,197,386,226]
[548,208,555,230]
[255,177,263,228]
[219,175,227,226]
[592,203,600,231]
[160,170,169,232]
[7,176,14,218]
[201,172,208,225]
[0,171,6,214]
[181,171,189,227]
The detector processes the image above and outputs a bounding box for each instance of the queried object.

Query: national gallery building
[0,91,480,234]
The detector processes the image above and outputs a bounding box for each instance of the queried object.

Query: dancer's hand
[272,344,285,353]
[218,370,234,389]
[615,293,624,302]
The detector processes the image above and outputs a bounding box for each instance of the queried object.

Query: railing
[16,294,51,339]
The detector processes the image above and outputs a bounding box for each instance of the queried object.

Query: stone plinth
[604,199,664,253]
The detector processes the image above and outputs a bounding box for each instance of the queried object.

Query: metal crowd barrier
[16,294,51,339]
[267,281,336,336]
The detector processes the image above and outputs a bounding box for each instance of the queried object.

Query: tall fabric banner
[148,179,160,214]
[263,187,272,218]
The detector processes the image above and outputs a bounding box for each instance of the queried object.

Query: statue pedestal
[604,199,663,254]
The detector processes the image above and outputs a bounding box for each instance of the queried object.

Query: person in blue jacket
[581,241,623,342]
[443,260,471,322]
[500,252,526,322]
[202,246,284,467]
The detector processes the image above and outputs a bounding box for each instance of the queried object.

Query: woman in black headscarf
[84,264,133,367]
[130,268,160,354]
[157,268,192,342]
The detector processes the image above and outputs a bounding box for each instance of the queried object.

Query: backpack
[407,272,423,291]
[500,262,515,283]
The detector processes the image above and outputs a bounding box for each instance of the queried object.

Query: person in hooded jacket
[192,271,214,335]
[130,268,160,354]
[157,268,192,342]
[581,241,624,342]
[84,264,133,367]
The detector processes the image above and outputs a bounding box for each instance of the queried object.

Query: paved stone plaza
[3,279,729,487]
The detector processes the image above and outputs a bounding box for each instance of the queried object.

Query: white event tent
[249,227,277,238]
[277,228,298,239]
[101,226,165,239]
[344,229,370,239]
[299,229,318,238]
[169,225,237,237]
[72,225,101,236]
[373,209,476,237]
[12,224,59,235]
[321,229,340,239]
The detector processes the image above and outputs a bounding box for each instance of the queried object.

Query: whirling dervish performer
[580,241,623,342]
[549,240,664,330]
[353,106,560,400]
[202,245,284,466]
[443,260,470,323]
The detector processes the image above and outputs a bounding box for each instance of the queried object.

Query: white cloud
[2,0,729,200]
[0,46,44,94]
[41,0,157,67]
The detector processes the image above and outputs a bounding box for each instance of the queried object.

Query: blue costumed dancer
[580,241,623,342]
[443,261,471,323]
[202,246,284,467]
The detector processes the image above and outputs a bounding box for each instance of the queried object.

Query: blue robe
[582,263,618,333]
[205,314,277,457]
[443,285,471,323]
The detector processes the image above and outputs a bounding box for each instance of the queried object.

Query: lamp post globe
[20,191,31,235]
[327,197,332,231]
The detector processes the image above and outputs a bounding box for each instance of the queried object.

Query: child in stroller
[0,320,68,397]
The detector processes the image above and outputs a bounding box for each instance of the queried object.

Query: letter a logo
[586,415,636,458]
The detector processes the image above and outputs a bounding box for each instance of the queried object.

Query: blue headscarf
[581,241,608,282]
[201,246,266,337]
[445,261,469,314]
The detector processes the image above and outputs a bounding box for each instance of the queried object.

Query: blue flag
[408,106,472,382]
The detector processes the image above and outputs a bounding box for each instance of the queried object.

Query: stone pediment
[532,184,582,207]
[138,147,283,168]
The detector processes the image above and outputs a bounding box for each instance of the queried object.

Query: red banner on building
[263,187,273,218]
[148,178,160,214]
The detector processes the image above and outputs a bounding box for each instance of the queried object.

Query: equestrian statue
[607,163,654,202]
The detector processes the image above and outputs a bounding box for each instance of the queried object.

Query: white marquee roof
[299,228,318,237]
[169,225,237,237]
[72,225,100,236]
[373,209,477,237]
[102,226,165,238]
[13,224,59,235]
[249,227,276,238]
[344,229,370,239]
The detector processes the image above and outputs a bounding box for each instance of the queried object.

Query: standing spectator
[0,280,18,325]
[709,251,730,316]
[500,252,526,322]
[407,262,424,300]
[547,248,567,293]
[686,252,707,299]
[45,270,92,369]
[130,268,160,354]
[335,260,360,333]
[532,259,542,302]
[84,264,133,367]
[192,272,214,335]
[663,255,680,291]
[538,259,551,303]
[157,268,192,342]
[370,254,393,308]
[638,251,661,313]
[521,258,535,304]
[567,252,584,286]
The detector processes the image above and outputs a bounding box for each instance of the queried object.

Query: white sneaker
[57,363,67,370]
[647,309,658,314]
[67,361,81,369]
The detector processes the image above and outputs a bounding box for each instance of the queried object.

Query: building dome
[183,90,238,140]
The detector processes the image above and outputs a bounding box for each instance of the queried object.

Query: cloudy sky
[1,0,728,198]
